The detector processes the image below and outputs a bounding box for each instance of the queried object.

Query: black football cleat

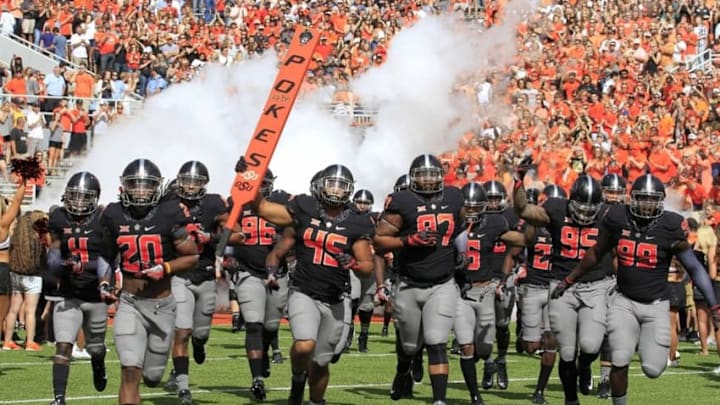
[262,351,271,378]
[165,369,178,391]
[390,372,414,400]
[578,365,593,395]
[271,349,283,364]
[481,361,496,390]
[381,326,389,337]
[470,394,485,405]
[91,357,107,392]
[531,391,549,404]
[191,337,206,365]
[496,361,508,390]
[358,332,368,353]
[49,395,65,405]
[251,378,266,401]
[597,378,611,399]
[178,389,192,405]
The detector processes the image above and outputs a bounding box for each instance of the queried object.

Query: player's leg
[391,283,423,400]
[287,290,322,405]
[493,283,515,390]
[638,300,671,379]
[475,284,497,390]
[169,277,195,401]
[139,296,177,390]
[548,281,580,404]
[607,294,641,405]
[383,278,393,336]
[308,297,347,403]
[51,298,82,404]
[236,275,269,399]
[113,295,147,405]
[422,278,459,404]
[81,301,109,392]
[576,283,608,395]
[520,285,553,403]
[265,274,289,367]
[357,276,375,352]
[454,293,480,404]
[190,280,217,364]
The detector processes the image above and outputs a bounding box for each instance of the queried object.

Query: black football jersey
[288,194,375,303]
[48,208,104,302]
[384,187,464,285]
[176,194,228,284]
[541,198,609,282]
[100,200,190,274]
[602,205,687,302]
[230,191,291,279]
[519,220,554,286]
[486,208,520,279]
[465,214,512,283]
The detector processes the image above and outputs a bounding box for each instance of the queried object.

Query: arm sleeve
[46,247,64,275]
[96,256,111,281]
[454,229,468,254]
[678,248,718,307]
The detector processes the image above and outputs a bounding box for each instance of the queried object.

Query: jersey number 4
[242,216,276,246]
[117,234,164,272]
[560,226,597,259]
[68,237,89,262]
[416,213,455,246]
[304,228,349,267]
[617,238,658,269]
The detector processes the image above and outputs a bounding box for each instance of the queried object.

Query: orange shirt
[74,73,94,98]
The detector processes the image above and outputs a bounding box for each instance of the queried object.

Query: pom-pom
[10,157,43,181]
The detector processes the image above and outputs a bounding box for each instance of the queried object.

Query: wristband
[163,262,172,275]
[98,281,110,291]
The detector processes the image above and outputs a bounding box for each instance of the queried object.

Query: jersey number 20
[117,234,164,272]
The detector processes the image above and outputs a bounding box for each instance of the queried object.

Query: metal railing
[685,48,714,73]
[0,93,143,116]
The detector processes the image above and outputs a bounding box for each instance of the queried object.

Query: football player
[236,159,375,405]
[597,172,627,399]
[514,167,613,405]
[229,168,292,401]
[454,182,524,405]
[166,161,243,404]
[551,173,720,405]
[350,189,377,353]
[480,180,521,390]
[47,172,107,405]
[99,159,199,405]
[374,154,464,405]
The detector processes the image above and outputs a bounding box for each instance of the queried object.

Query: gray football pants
[172,277,216,341]
[287,289,348,367]
[235,272,289,331]
[53,297,108,357]
[454,281,496,358]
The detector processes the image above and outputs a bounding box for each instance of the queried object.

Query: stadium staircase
[0,33,84,75]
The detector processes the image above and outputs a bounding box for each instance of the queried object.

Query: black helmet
[543,184,567,200]
[176,160,209,200]
[408,154,444,194]
[601,173,627,204]
[526,187,541,205]
[120,159,163,207]
[568,174,603,225]
[63,171,101,216]
[483,180,507,213]
[629,173,665,220]
[462,182,488,223]
[261,168,276,198]
[310,170,323,198]
[353,189,374,212]
[394,174,410,192]
[318,164,355,207]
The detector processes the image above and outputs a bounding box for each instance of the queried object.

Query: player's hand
[515,155,533,182]
[550,277,574,299]
[141,264,165,281]
[711,304,720,330]
[66,255,83,274]
[374,286,390,305]
[455,253,469,271]
[266,266,280,290]
[235,156,248,173]
[403,231,438,247]
[495,281,507,301]
[333,252,359,271]
[99,282,117,303]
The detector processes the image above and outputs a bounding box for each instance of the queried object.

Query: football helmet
[409,154,444,194]
[601,173,627,204]
[526,187,541,205]
[176,160,209,200]
[318,164,355,207]
[353,189,374,213]
[260,168,276,198]
[394,174,410,192]
[483,180,507,213]
[568,175,603,225]
[63,171,101,216]
[629,173,665,219]
[310,170,323,198]
[462,182,488,223]
[120,159,163,207]
[543,184,567,200]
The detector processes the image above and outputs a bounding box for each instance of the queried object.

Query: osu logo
[242,170,259,181]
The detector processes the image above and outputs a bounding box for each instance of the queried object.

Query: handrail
[0,92,143,115]
[685,48,713,73]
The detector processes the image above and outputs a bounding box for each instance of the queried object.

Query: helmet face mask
[63,172,101,216]
[464,201,487,222]
[630,190,664,219]
[603,188,626,203]
[354,199,372,212]
[410,166,443,194]
[569,200,601,225]
[485,195,506,213]
[462,182,488,222]
[318,165,354,207]
[122,176,163,207]
[394,174,410,192]
[176,173,208,200]
[352,189,374,212]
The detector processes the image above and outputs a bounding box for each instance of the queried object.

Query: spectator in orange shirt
[685,179,707,211]
[3,71,27,97]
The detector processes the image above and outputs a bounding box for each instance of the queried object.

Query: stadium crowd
[3,0,720,405]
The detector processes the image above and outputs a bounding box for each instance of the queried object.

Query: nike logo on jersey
[83,230,93,234]
[336,226,346,231]
[144,226,156,231]
[645,235,656,240]
[441,205,449,209]
[475,233,487,239]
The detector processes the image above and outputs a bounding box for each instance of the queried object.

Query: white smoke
[37,3,532,210]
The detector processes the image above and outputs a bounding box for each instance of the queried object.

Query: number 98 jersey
[602,204,687,302]
[100,200,191,273]
[48,207,105,302]
[288,194,375,303]
[383,187,464,285]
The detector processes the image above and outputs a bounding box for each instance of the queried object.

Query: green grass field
[0,323,719,404]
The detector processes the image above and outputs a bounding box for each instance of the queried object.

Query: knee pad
[559,346,576,362]
[579,336,602,355]
[641,362,664,379]
[55,342,73,358]
[85,343,106,359]
[541,331,557,352]
[426,344,448,365]
[143,377,161,388]
[245,322,264,352]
